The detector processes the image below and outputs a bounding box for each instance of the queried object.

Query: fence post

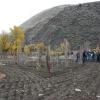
[46,45,50,74]
[64,38,70,67]
[79,45,83,64]
[83,41,90,51]
[38,49,41,66]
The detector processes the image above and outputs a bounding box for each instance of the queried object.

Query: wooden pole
[79,45,83,64]
[46,45,50,74]
[84,41,90,51]
[64,38,69,67]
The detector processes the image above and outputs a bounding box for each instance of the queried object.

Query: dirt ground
[0,72,6,80]
[0,62,100,100]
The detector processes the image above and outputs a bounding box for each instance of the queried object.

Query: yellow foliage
[11,26,24,40]
[35,42,46,50]
[24,45,30,55]
[60,43,65,50]
[12,43,17,50]
[5,42,10,50]
[10,26,25,50]
[49,50,64,56]
[0,32,10,52]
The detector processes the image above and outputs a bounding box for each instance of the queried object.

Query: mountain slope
[21,5,66,43]
[21,1,100,49]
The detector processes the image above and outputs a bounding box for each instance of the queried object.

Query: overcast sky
[0,0,99,33]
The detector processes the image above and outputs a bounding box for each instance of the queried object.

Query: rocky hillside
[21,1,100,49]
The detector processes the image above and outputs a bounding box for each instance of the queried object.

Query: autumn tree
[35,42,46,51]
[0,32,10,52]
[28,44,36,52]
[10,26,25,52]
[60,43,65,52]
[34,42,46,67]
[24,45,31,55]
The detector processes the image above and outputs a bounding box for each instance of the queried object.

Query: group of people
[76,50,100,63]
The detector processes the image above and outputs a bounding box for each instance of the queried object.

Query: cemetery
[0,1,100,99]
[0,34,100,100]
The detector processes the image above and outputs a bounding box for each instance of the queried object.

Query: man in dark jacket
[97,51,100,62]
[83,51,87,63]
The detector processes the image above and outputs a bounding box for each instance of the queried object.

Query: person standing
[76,52,80,62]
[91,51,95,61]
[83,51,87,63]
[97,51,100,62]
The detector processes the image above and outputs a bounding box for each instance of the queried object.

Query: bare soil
[0,72,6,80]
[0,62,100,100]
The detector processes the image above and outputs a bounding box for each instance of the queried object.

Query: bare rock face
[21,1,100,49]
